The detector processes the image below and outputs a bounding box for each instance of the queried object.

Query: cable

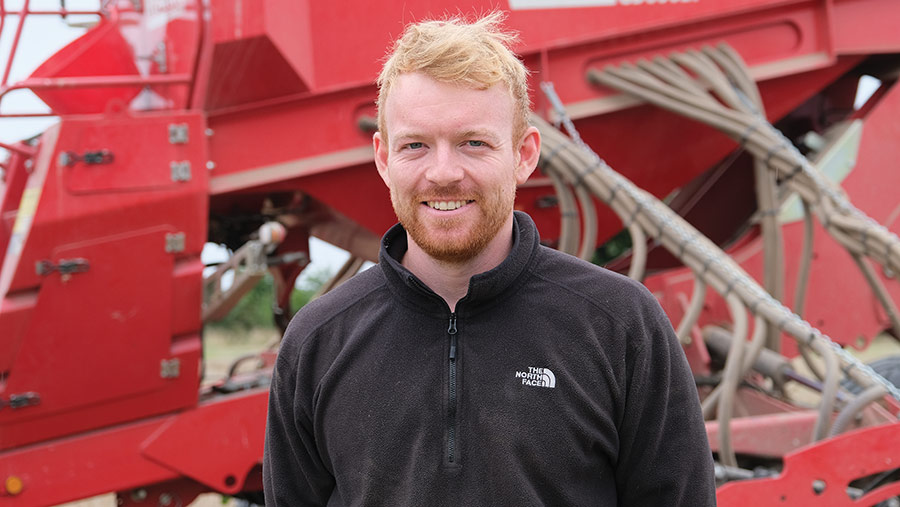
[829,384,888,437]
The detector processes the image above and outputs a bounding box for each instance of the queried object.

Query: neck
[402,214,515,312]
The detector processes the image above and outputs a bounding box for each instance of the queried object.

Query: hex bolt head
[812,479,826,495]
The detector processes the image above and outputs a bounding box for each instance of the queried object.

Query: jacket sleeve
[614,293,717,506]
[263,338,335,506]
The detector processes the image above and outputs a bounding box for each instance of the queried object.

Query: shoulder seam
[527,251,653,353]
[292,271,388,353]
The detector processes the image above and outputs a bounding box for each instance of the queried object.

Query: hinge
[168,123,189,144]
[160,358,180,379]
[165,232,185,253]
[170,161,191,182]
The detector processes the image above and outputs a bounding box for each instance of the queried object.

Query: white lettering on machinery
[509,0,698,9]
[514,366,557,388]
[145,0,189,17]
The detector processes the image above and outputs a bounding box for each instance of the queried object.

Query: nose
[424,143,464,187]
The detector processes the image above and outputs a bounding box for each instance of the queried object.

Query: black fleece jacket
[264,212,716,506]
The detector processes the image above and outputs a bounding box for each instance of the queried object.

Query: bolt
[130,488,148,501]
[206,161,216,170]
[205,128,214,137]
[158,493,172,506]
[812,479,826,495]
[24,159,33,169]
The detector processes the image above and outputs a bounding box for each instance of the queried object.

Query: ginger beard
[390,179,516,264]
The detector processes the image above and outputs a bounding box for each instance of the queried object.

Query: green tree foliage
[593,228,633,266]
[209,268,332,331]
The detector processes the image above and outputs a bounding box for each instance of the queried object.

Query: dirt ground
[58,328,278,507]
[59,493,232,506]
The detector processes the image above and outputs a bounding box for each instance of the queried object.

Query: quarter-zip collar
[379,211,540,317]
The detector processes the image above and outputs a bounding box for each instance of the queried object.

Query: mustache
[414,185,478,201]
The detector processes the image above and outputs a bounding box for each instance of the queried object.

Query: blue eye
[406,142,424,149]
[467,140,487,147]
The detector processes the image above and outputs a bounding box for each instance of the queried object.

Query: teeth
[427,200,468,211]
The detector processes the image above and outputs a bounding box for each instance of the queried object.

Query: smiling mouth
[425,200,474,211]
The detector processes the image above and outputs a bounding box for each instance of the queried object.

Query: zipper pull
[448,313,458,359]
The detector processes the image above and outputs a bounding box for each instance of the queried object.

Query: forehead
[384,73,515,140]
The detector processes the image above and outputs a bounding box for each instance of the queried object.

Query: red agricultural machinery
[2,0,900,505]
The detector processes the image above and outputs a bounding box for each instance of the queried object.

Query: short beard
[391,184,514,264]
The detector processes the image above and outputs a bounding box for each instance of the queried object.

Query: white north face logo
[515,366,556,388]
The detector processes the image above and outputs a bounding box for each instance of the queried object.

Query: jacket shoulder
[531,246,662,321]
[280,265,386,355]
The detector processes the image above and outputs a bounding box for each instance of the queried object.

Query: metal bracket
[170,161,191,182]
[165,232,185,253]
[35,258,90,276]
[168,123,189,145]
[160,358,180,379]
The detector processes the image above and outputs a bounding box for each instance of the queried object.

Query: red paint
[1,0,900,504]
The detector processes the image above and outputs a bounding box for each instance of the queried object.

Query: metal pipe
[2,0,30,87]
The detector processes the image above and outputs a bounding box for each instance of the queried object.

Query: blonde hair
[376,11,531,143]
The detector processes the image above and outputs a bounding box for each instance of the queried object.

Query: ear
[373,131,391,187]
[514,126,541,185]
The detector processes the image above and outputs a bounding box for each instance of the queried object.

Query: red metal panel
[29,19,141,115]
[2,0,900,504]
[0,389,266,506]
[717,422,900,506]
[833,0,900,53]
[141,389,267,495]
[0,112,209,449]
[0,149,28,263]
[707,410,818,458]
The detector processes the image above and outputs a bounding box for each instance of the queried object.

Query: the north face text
[515,366,556,388]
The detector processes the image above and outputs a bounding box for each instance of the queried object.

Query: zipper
[447,312,459,464]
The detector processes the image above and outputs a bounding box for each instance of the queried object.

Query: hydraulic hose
[533,88,900,437]
[829,384,888,437]
[587,45,900,334]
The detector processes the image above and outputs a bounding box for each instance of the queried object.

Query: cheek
[386,169,421,199]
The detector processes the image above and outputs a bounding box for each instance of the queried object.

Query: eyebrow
[392,129,502,143]
[458,129,502,143]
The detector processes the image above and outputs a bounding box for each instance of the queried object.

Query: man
[264,12,716,506]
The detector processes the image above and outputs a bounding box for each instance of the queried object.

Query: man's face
[373,72,538,264]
